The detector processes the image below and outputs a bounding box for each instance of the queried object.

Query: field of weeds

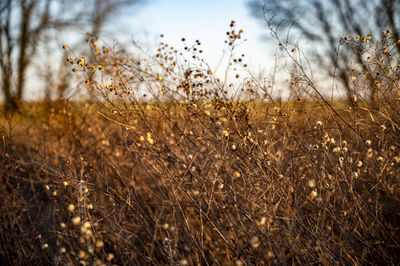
[1,22,400,265]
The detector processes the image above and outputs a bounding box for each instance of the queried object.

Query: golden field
[0,96,399,265]
[1,25,400,265]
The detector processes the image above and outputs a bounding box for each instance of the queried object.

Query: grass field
[0,24,400,264]
[0,96,399,265]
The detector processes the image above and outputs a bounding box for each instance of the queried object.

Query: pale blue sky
[27,0,277,100]
[125,0,274,74]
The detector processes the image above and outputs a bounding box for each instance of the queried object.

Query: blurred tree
[0,0,140,112]
[247,0,400,103]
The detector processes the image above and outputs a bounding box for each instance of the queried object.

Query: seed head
[250,236,260,248]
[180,259,188,265]
[68,204,75,212]
[72,216,81,225]
[96,240,104,248]
[310,190,318,199]
[107,253,115,261]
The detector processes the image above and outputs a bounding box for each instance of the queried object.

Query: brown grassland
[0,23,399,265]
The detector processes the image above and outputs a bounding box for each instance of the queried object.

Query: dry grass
[0,22,399,265]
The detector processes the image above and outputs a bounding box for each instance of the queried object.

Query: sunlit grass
[0,22,399,265]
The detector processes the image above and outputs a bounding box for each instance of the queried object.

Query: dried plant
[0,21,399,265]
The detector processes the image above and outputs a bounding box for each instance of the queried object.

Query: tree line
[0,0,140,112]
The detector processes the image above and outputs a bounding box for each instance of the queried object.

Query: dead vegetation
[0,22,399,265]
